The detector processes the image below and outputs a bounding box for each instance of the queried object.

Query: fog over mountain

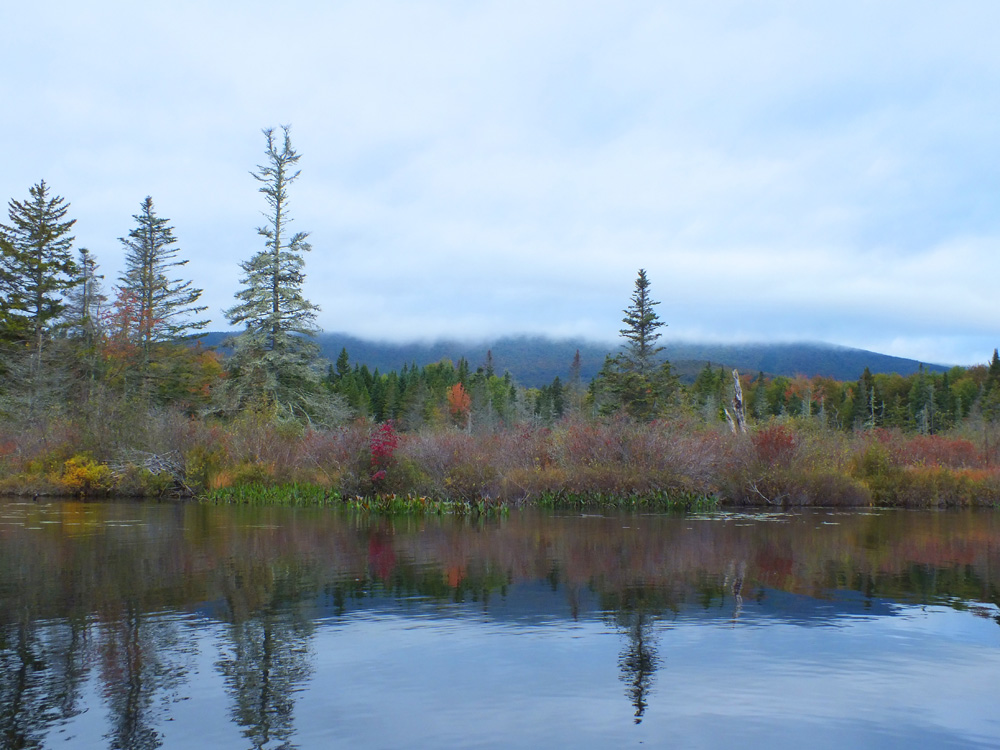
[199,332,954,388]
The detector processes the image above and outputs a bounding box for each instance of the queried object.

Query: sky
[3,1,1000,366]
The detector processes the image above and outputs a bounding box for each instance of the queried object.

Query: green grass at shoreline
[197,483,717,514]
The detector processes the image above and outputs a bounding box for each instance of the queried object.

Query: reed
[536,489,720,512]
[200,482,339,506]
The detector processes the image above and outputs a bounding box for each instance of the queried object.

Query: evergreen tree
[118,196,207,355]
[566,349,585,414]
[60,247,108,393]
[335,347,350,379]
[63,247,106,345]
[618,268,664,376]
[908,365,933,434]
[225,126,318,345]
[220,126,343,424]
[0,181,77,354]
[980,349,1000,424]
[592,269,677,420]
[0,181,78,414]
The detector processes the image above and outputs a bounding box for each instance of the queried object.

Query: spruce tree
[0,181,78,414]
[118,196,208,356]
[591,269,677,420]
[618,268,664,377]
[225,125,318,344]
[0,181,77,354]
[61,247,108,392]
[64,247,107,346]
[221,126,344,424]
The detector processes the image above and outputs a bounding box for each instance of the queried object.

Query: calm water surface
[1,501,998,749]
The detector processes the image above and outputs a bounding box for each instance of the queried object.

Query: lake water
[1,500,998,749]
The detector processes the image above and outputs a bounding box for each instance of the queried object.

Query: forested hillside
[199,332,949,387]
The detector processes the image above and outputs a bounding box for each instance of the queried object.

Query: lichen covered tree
[221,126,345,425]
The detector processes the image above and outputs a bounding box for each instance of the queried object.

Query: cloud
[3,1,1000,365]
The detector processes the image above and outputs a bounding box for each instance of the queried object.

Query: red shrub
[752,424,795,467]
[893,435,980,469]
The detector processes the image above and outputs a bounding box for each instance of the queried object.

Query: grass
[342,493,511,517]
[535,489,721,512]
[200,482,340,506]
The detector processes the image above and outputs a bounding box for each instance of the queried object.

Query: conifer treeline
[5,127,1000,509]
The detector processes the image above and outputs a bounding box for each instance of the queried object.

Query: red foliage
[752,424,795,466]
[369,422,398,486]
[370,422,398,462]
[893,435,980,469]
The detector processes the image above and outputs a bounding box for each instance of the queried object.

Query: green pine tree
[593,269,677,420]
[0,181,77,355]
[118,196,208,355]
[618,268,664,377]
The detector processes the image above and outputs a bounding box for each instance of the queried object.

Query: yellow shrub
[58,454,113,494]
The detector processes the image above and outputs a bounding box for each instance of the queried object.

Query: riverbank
[4,418,1000,509]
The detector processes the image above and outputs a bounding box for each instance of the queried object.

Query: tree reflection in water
[0,617,87,749]
[1,502,1000,746]
[618,609,659,724]
[97,604,192,750]
[217,563,315,750]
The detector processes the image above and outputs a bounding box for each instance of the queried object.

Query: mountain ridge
[197,332,955,388]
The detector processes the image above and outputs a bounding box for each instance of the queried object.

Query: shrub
[58,454,113,495]
[184,444,228,492]
[113,465,175,497]
[229,462,276,487]
[772,468,871,507]
[872,466,1000,507]
[892,435,981,469]
[752,423,795,467]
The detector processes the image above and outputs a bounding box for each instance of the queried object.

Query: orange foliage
[447,383,471,417]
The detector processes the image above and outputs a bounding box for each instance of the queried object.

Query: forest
[4,127,1000,509]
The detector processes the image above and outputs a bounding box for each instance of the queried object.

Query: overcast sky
[3,1,999,365]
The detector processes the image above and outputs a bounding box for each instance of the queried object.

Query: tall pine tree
[118,196,208,356]
[618,268,664,377]
[591,269,677,420]
[221,126,344,424]
[0,181,78,414]
[0,181,77,354]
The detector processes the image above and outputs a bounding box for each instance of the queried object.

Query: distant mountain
[198,332,952,388]
[662,342,951,383]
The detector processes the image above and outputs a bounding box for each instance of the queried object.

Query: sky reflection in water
[1,502,998,749]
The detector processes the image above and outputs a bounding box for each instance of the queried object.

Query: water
[1,501,998,748]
